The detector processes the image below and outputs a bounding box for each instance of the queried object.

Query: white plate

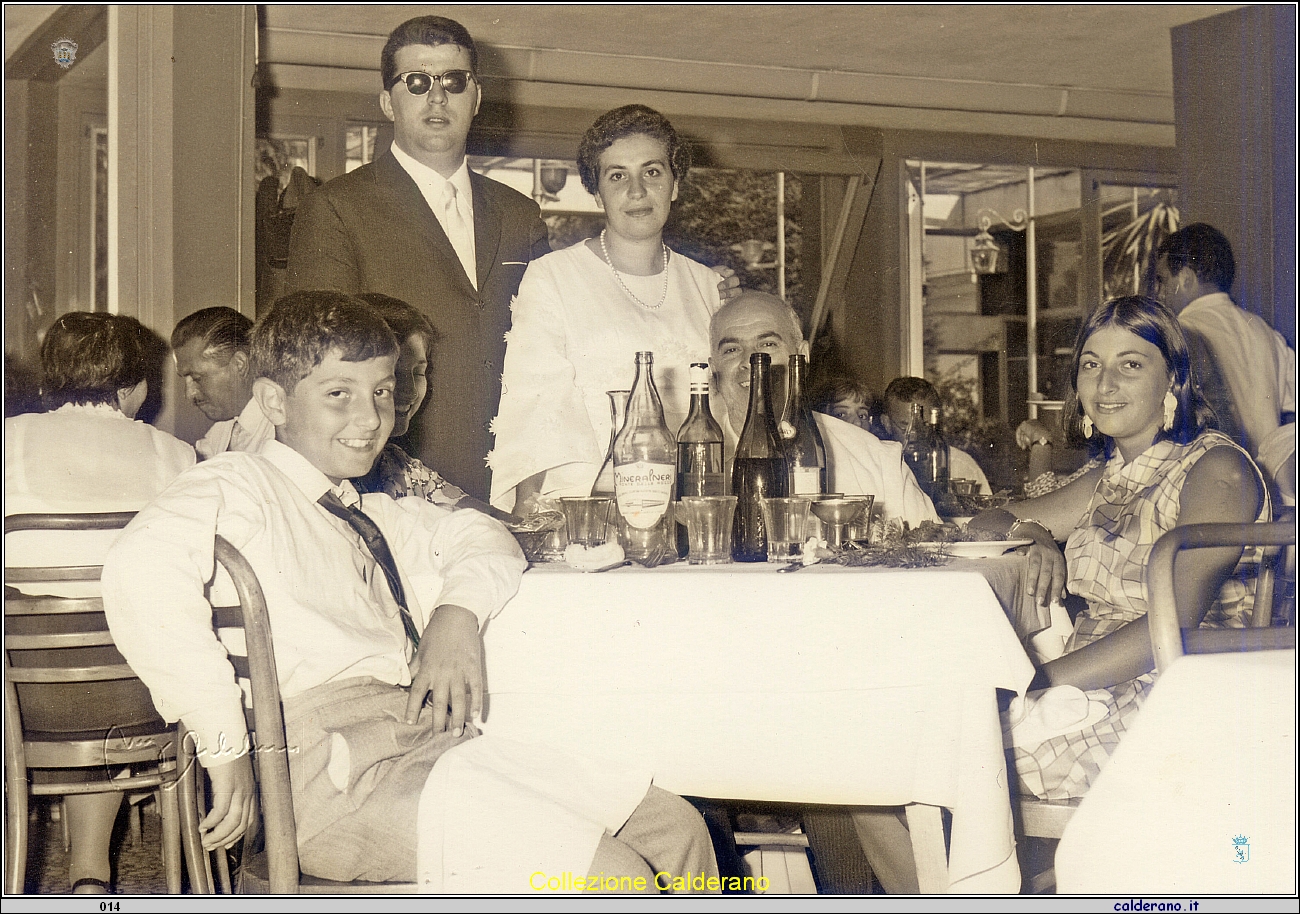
[919,538,1032,558]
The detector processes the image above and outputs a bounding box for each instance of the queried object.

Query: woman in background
[351,293,463,508]
[5,312,195,893]
[489,104,724,515]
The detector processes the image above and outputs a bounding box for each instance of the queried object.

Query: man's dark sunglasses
[389,70,476,96]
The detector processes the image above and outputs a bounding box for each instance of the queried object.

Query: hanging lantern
[970,227,1001,275]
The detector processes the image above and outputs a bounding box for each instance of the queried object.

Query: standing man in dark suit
[286,16,549,501]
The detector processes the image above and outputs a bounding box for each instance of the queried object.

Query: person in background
[1015,413,1097,498]
[1155,222,1295,504]
[350,292,464,509]
[286,15,550,501]
[878,376,992,496]
[172,307,271,460]
[489,104,725,516]
[6,311,195,893]
[709,293,938,528]
[810,375,875,431]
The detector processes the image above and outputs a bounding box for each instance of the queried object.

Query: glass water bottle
[612,353,677,566]
[675,362,725,556]
[780,354,827,496]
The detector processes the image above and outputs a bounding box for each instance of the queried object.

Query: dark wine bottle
[731,352,787,562]
[780,354,827,495]
[926,405,951,497]
[676,362,725,556]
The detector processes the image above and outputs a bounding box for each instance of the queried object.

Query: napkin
[564,542,626,572]
[417,735,651,893]
[1007,685,1110,751]
[1029,600,1074,663]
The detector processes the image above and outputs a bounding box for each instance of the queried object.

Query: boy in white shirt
[102,291,715,889]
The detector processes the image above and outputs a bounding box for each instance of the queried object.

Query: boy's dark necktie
[318,490,422,648]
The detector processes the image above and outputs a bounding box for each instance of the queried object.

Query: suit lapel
[470,171,503,292]
[375,152,478,297]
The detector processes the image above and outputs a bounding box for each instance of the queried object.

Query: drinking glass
[678,495,737,565]
[560,496,614,548]
[760,496,814,562]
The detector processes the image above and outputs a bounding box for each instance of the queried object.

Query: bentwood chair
[1017,518,1297,893]
[1147,520,1296,672]
[186,536,417,893]
[4,513,201,894]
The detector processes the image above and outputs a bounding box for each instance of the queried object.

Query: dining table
[479,554,1040,893]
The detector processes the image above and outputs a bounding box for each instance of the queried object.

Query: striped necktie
[318,490,421,648]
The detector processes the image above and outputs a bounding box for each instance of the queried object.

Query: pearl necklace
[600,229,669,311]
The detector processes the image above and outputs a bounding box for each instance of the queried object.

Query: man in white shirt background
[172,306,272,460]
[1156,222,1296,503]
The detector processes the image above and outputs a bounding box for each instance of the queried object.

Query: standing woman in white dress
[489,104,725,515]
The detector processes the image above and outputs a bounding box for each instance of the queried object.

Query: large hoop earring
[1081,414,1093,439]
[1163,390,1177,432]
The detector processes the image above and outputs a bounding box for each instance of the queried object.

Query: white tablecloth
[480,562,1036,892]
[1056,649,1297,894]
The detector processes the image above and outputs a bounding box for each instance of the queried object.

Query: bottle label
[790,467,822,495]
[778,420,796,440]
[614,461,675,528]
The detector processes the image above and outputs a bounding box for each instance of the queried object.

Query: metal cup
[678,495,738,565]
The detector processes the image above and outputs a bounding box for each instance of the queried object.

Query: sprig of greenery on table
[823,518,1009,568]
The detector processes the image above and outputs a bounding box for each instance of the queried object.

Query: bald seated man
[706,291,935,892]
[708,291,937,528]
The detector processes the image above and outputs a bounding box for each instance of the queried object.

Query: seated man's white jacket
[815,412,939,526]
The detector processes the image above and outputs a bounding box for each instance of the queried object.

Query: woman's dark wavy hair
[356,293,438,355]
[40,311,150,409]
[253,291,398,393]
[576,104,691,196]
[1062,295,1215,457]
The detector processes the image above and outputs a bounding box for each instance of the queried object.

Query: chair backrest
[1147,521,1298,673]
[4,513,154,736]
[210,535,301,893]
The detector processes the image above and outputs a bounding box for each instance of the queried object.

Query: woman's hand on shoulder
[711,264,742,301]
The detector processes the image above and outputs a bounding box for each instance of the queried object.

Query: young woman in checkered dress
[970,296,1269,799]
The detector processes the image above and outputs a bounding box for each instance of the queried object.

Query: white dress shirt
[101,439,526,765]
[719,410,939,526]
[194,396,275,461]
[390,142,478,288]
[1179,292,1296,459]
[5,403,196,593]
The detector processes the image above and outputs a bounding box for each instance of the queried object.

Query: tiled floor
[20,796,170,895]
